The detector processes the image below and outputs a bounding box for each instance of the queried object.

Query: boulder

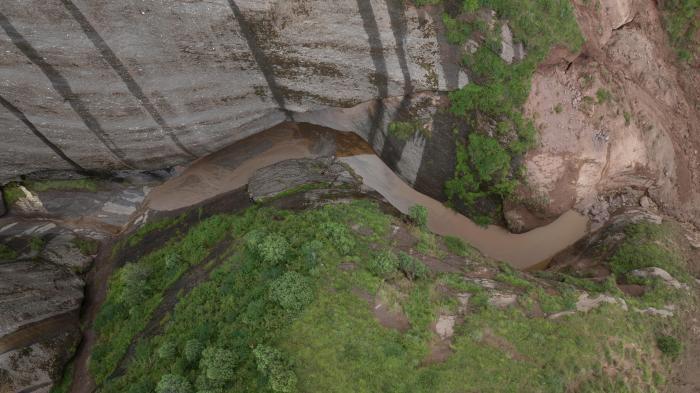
[630,267,689,290]
[40,233,94,273]
[248,157,360,201]
[0,261,83,392]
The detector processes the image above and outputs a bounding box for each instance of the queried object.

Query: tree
[253,345,298,393]
[156,374,192,393]
[200,347,237,382]
[269,272,314,313]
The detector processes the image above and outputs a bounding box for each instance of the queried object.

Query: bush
[200,348,238,381]
[158,341,177,359]
[257,234,289,264]
[269,272,314,313]
[253,345,298,393]
[184,339,204,363]
[408,205,428,228]
[369,250,399,278]
[155,374,192,393]
[320,222,355,255]
[657,335,682,359]
[398,252,429,281]
[165,252,184,272]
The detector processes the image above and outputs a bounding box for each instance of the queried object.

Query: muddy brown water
[146,123,588,269]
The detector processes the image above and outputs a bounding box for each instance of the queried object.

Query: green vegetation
[596,88,613,104]
[408,204,428,228]
[388,121,429,140]
[609,221,689,283]
[74,237,99,255]
[660,0,700,62]
[435,0,584,218]
[49,363,74,393]
[90,196,694,393]
[0,244,17,261]
[90,214,239,384]
[657,335,682,359]
[2,178,100,207]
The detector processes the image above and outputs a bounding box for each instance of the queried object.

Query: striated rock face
[0,0,467,182]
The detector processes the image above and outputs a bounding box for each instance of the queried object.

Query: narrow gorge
[0,1,699,392]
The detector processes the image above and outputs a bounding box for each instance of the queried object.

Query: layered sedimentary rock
[0,0,467,181]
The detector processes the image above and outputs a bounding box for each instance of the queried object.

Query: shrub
[269,272,315,313]
[398,252,429,281]
[184,339,204,363]
[253,345,298,393]
[73,237,99,255]
[257,234,289,264]
[408,205,428,228]
[158,341,177,359]
[657,335,682,359]
[320,222,355,255]
[369,250,399,278]
[165,252,184,272]
[200,348,238,381]
[155,374,192,393]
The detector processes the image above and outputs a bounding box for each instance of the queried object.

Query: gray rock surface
[248,157,360,201]
[0,190,5,217]
[630,267,689,290]
[0,261,83,338]
[40,233,94,273]
[0,0,467,181]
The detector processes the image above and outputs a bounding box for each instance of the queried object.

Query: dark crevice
[60,0,198,160]
[0,95,87,173]
[226,0,294,121]
[356,0,389,150]
[385,0,414,95]
[0,12,134,168]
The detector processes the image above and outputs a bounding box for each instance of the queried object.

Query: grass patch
[388,121,429,140]
[3,178,99,207]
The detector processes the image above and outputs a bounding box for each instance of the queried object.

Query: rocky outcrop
[248,157,361,201]
[515,0,700,229]
[0,261,83,339]
[0,0,467,182]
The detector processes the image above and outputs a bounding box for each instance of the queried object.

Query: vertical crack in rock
[356,0,388,148]
[0,12,134,168]
[385,0,413,95]
[60,0,198,160]
[0,95,87,173]
[226,0,294,121]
